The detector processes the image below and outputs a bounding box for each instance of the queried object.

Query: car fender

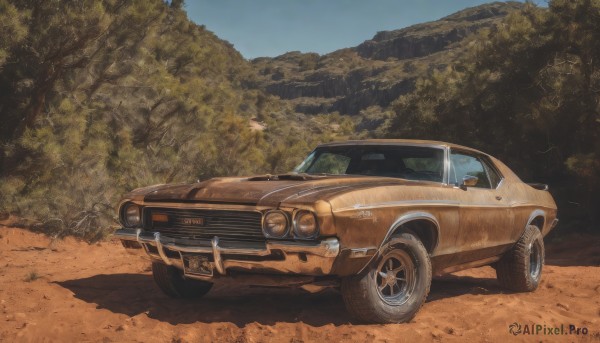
[356,211,440,274]
[509,209,546,249]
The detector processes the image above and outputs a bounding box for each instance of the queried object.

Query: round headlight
[263,211,289,238]
[294,211,318,238]
[123,203,141,227]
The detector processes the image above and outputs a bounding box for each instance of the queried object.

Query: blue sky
[185,1,535,59]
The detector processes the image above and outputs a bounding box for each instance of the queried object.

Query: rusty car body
[114,139,558,323]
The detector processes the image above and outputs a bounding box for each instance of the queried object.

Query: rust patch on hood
[137,174,438,207]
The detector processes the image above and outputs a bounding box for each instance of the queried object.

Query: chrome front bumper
[114,228,340,278]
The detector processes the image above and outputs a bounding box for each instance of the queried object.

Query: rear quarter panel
[492,157,558,238]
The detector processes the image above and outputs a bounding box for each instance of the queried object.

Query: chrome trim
[448,148,505,190]
[526,209,546,229]
[443,145,450,186]
[114,229,340,275]
[211,236,225,275]
[154,232,172,265]
[381,212,440,250]
[315,139,496,158]
[349,247,376,258]
[529,240,542,280]
[116,228,142,240]
[334,200,460,213]
[270,239,339,257]
[335,200,555,213]
[318,140,450,150]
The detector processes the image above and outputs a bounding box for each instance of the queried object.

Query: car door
[448,149,513,265]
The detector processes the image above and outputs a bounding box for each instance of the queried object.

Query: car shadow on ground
[428,274,507,301]
[56,273,506,326]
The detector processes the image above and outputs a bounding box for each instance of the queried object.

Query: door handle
[495,196,503,201]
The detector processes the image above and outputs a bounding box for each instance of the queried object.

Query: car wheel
[341,232,432,323]
[152,262,213,298]
[496,224,544,292]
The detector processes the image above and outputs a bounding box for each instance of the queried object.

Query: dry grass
[24,270,40,282]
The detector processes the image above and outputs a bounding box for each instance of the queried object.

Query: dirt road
[0,227,598,342]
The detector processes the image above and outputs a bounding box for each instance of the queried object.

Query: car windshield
[294,145,444,182]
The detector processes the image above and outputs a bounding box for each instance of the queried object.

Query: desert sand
[0,226,598,343]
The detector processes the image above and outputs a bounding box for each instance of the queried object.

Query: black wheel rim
[373,249,417,306]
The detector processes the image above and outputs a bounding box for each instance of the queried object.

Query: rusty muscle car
[114,139,558,323]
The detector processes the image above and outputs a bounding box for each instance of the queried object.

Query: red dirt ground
[0,227,598,342]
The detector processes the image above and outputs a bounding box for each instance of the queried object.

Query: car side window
[449,151,491,188]
[481,158,502,188]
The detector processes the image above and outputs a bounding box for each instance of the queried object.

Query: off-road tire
[152,262,213,298]
[341,232,432,324]
[496,225,544,292]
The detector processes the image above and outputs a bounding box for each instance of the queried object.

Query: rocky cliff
[251,2,524,118]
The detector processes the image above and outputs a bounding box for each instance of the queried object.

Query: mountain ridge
[250,2,525,123]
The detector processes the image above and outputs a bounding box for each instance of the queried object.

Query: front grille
[144,208,264,241]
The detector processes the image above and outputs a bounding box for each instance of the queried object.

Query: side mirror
[460,175,478,190]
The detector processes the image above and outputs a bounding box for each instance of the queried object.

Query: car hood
[128,174,429,207]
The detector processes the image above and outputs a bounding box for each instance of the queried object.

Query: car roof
[317,139,488,156]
